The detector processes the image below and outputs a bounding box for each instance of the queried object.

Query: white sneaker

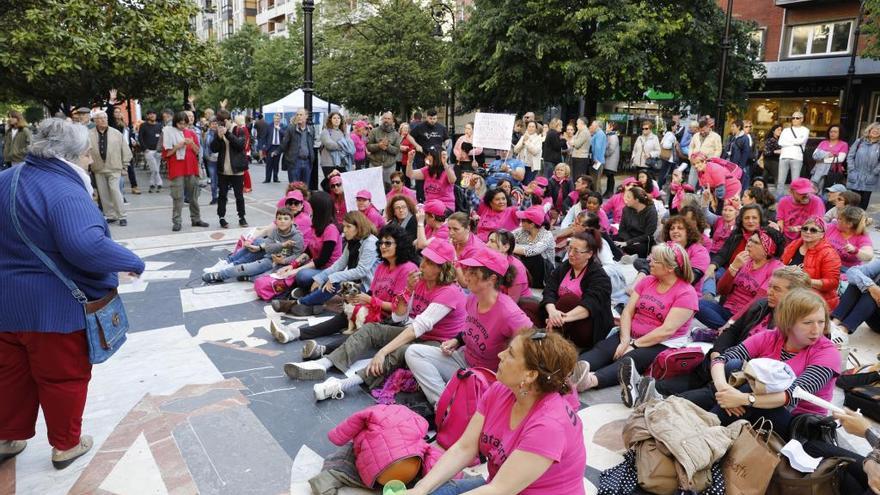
[573,360,591,393]
[618,357,641,408]
[269,317,300,344]
[314,378,345,401]
[829,322,849,346]
[203,258,232,273]
[283,361,327,381]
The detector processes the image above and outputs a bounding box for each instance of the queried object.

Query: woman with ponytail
[825,206,874,272]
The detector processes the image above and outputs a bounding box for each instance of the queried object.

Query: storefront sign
[764,57,880,80]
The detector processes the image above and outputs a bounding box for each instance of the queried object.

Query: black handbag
[789,413,839,446]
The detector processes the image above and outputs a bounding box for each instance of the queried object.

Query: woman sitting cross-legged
[407,330,586,495]
[269,223,417,345]
[832,257,880,335]
[513,205,556,288]
[405,247,534,405]
[695,228,785,330]
[631,214,710,293]
[613,186,658,260]
[540,230,613,350]
[283,211,378,317]
[707,288,841,435]
[575,242,698,392]
[780,215,842,311]
[282,241,466,401]
[824,206,874,273]
[486,229,531,304]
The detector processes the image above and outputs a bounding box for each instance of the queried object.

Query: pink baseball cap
[790,178,814,195]
[532,176,549,188]
[422,240,456,265]
[516,205,545,225]
[356,189,372,200]
[531,185,545,197]
[285,190,304,203]
[329,175,342,185]
[623,177,639,187]
[459,247,510,277]
[424,199,447,217]
[354,120,367,129]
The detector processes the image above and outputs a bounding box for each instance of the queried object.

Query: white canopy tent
[262,89,342,115]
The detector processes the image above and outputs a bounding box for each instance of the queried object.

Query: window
[788,20,853,57]
[747,29,766,59]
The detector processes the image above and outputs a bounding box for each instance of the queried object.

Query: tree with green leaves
[447,0,764,116]
[314,0,447,116]
[862,0,880,60]
[0,0,217,113]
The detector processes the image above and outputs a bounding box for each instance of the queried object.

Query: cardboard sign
[340,167,387,213]
[472,112,516,151]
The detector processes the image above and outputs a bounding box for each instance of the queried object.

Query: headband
[665,241,685,269]
[757,229,776,257]
[724,197,741,210]
[804,215,827,232]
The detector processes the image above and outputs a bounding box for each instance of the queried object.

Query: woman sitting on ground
[407,148,457,211]
[702,204,768,298]
[696,228,785,330]
[601,177,638,224]
[415,200,450,249]
[408,330,586,495]
[742,186,776,222]
[354,190,386,230]
[475,188,519,242]
[825,206,873,272]
[575,242,698,392]
[284,211,378,317]
[385,171,416,205]
[708,288,840,434]
[541,230,613,350]
[385,194,418,245]
[405,248,533,405]
[632,214,711,293]
[487,229,531,304]
[513,206,556,288]
[636,169,660,200]
[780,216,842,310]
[704,197,739,256]
[283,241,466,401]
[325,173,347,225]
[613,186,658,259]
[831,256,880,335]
[270,223,417,344]
[560,190,611,234]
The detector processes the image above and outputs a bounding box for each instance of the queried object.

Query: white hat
[745,358,796,394]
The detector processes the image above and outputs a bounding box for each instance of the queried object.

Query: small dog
[339,282,382,335]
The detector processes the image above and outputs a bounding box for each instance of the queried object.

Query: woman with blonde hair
[846,121,880,209]
[576,242,698,392]
[4,110,32,167]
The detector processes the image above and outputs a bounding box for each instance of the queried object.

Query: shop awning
[644,89,676,101]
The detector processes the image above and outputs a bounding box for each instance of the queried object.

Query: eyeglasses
[377,240,396,247]
[567,244,591,255]
[288,200,302,206]
[393,205,408,210]
[800,226,823,234]
[391,180,402,185]
[331,184,342,189]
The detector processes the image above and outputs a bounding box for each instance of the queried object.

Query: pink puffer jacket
[328,404,444,488]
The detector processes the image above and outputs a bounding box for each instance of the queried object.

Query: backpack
[708,156,743,181]
[647,347,705,380]
[843,385,880,422]
[435,367,496,450]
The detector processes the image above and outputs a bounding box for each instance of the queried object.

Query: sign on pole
[341,167,387,213]
[472,112,516,150]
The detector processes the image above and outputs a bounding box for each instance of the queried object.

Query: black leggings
[855,190,873,210]
[519,254,548,289]
[579,333,666,389]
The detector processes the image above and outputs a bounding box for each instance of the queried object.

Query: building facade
[194,0,258,42]
[726,0,879,142]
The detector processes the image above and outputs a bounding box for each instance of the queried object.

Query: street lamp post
[431,3,455,134]
[302,0,315,126]
[716,0,734,137]
[842,0,866,139]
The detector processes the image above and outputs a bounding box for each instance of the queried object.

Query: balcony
[256,0,295,26]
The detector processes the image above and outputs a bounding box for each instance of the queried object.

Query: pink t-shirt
[463,293,534,370]
[748,313,774,338]
[423,171,456,210]
[741,331,840,415]
[426,223,449,241]
[386,187,417,205]
[362,205,386,230]
[602,193,625,224]
[333,195,347,225]
[825,223,872,268]
[709,217,734,254]
[724,259,783,315]
[698,162,741,200]
[631,276,699,339]
[308,224,343,268]
[596,208,612,233]
[352,133,367,161]
[476,382,586,495]
[558,267,587,299]
[777,195,826,241]
[686,242,711,293]
[410,282,466,342]
[294,212,316,249]
[505,255,532,300]
[370,261,418,311]
[476,204,519,242]
[453,233,486,261]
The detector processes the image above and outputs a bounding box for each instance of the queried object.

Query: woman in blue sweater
[0,118,144,469]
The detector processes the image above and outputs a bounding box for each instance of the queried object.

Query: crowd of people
[3,106,880,494]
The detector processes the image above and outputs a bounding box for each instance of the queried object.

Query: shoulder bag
[9,165,129,364]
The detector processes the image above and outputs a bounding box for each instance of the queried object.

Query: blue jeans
[206,160,219,200]
[227,239,265,265]
[288,157,311,184]
[295,267,322,290]
[696,300,733,330]
[218,257,275,281]
[701,267,725,297]
[711,359,793,436]
[298,282,340,306]
[831,284,880,333]
[740,164,751,191]
[429,477,487,495]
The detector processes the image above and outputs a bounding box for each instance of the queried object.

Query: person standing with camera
[210,109,249,228]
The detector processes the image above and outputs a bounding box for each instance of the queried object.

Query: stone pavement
[2,164,879,494]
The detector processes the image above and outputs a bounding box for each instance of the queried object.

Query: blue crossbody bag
[9,165,129,363]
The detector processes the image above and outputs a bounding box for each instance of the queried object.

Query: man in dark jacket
[210,109,249,228]
[262,113,287,183]
[279,109,315,186]
[726,119,752,190]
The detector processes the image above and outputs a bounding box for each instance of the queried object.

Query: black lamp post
[431,3,455,134]
[302,0,315,126]
[716,0,734,137]
[842,0,866,140]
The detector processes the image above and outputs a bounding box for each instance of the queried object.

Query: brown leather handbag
[765,456,851,495]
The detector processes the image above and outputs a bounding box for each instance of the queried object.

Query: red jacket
[781,238,841,310]
[328,404,446,488]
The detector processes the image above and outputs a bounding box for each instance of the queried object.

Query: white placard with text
[472,112,516,151]
[341,167,387,213]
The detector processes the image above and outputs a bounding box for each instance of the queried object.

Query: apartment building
[194,0,258,41]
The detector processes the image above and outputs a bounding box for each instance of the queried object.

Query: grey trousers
[776,158,803,196]
[95,172,125,220]
[326,323,441,389]
[170,175,201,226]
[404,344,468,405]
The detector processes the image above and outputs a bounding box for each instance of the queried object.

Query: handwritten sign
[472,112,516,151]
[341,166,387,213]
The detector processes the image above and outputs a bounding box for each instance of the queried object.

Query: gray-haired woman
[0,118,144,469]
[846,122,880,209]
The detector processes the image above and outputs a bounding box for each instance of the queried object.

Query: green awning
[644,89,676,101]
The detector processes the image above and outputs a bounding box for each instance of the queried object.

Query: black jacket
[210,126,248,174]
[280,125,316,171]
[710,298,773,357]
[616,205,658,248]
[727,134,752,170]
[542,129,564,164]
[710,228,750,269]
[540,258,613,345]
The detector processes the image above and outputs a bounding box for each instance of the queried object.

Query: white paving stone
[180,282,260,313]
[99,432,169,495]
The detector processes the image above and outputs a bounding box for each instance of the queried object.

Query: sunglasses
[288,200,302,206]
[792,116,803,120]
[377,240,396,247]
[800,226,823,234]
[391,180,402,185]
[331,183,342,188]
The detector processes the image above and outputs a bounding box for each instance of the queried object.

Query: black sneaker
[118,219,127,227]
[219,218,229,228]
[201,272,223,284]
[618,357,640,408]
[172,223,182,232]
[210,199,218,205]
[192,220,209,227]
[239,218,249,227]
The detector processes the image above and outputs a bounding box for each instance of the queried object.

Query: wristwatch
[629,339,639,349]
[747,394,757,406]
